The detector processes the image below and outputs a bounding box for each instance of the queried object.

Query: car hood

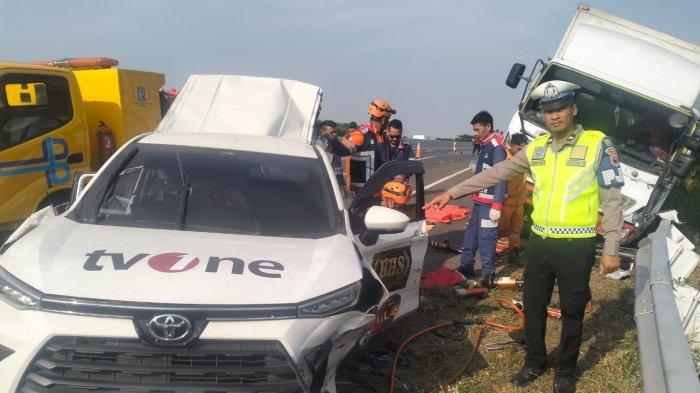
[0,217,362,305]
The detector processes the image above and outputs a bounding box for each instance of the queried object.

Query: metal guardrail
[634,220,700,392]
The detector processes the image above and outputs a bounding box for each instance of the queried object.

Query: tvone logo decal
[148,253,200,273]
[83,250,284,278]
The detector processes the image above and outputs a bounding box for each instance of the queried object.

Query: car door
[349,160,428,323]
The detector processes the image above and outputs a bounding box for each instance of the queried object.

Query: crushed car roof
[156,75,322,145]
[139,133,318,158]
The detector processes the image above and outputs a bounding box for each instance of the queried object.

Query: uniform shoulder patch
[597,138,624,188]
[601,138,619,166]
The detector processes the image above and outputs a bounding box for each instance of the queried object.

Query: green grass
[338,272,641,393]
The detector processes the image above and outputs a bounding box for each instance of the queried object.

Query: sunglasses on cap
[370,102,396,114]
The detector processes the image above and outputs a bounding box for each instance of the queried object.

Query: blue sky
[2,0,698,137]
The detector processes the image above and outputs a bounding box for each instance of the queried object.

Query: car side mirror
[506,63,527,89]
[360,206,411,246]
[70,173,96,205]
[364,206,410,233]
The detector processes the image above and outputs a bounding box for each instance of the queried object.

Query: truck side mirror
[506,63,527,89]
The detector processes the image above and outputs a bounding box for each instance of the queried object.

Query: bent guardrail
[634,219,700,393]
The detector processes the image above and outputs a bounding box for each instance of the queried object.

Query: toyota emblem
[147,314,192,342]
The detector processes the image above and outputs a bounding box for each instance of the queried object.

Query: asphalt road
[415,147,478,273]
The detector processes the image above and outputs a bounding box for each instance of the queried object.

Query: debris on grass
[337,265,641,393]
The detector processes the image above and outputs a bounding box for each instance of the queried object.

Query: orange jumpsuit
[498,151,527,249]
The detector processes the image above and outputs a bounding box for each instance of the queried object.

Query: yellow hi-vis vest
[526,130,606,238]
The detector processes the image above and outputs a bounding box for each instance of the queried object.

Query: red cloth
[425,205,469,223]
[420,267,464,290]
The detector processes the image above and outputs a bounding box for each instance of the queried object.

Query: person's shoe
[510,365,547,386]
[552,370,577,393]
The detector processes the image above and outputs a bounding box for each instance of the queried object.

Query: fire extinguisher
[96,121,115,165]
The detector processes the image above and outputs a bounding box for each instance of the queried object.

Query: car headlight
[298,282,361,317]
[0,268,41,309]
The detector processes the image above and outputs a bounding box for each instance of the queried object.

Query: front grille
[17,337,303,393]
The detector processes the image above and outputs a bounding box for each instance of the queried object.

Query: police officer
[458,111,506,283]
[425,81,624,393]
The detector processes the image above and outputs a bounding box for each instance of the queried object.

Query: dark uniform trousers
[523,235,596,372]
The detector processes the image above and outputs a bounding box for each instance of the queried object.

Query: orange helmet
[381,180,411,205]
[368,99,396,119]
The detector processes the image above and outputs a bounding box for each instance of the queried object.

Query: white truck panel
[555,6,700,109]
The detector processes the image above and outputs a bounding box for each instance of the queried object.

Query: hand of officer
[489,207,501,222]
[599,255,621,275]
[423,192,452,210]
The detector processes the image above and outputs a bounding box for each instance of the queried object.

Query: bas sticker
[83,250,284,278]
[371,294,401,332]
[371,247,412,292]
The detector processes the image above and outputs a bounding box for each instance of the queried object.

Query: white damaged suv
[0,75,428,392]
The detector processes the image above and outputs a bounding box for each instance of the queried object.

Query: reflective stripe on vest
[349,126,379,188]
[349,150,375,187]
[527,130,605,239]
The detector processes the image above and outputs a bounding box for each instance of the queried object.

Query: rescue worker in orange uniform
[498,133,529,264]
[338,99,395,191]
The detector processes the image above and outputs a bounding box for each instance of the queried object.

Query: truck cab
[505,5,700,244]
[0,63,90,231]
[0,60,164,232]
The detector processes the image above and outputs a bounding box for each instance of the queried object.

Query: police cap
[531,80,580,111]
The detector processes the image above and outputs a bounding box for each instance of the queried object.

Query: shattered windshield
[77,144,340,238]
[523,65,689,172]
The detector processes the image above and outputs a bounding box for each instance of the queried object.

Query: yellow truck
[0,57,164,231]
